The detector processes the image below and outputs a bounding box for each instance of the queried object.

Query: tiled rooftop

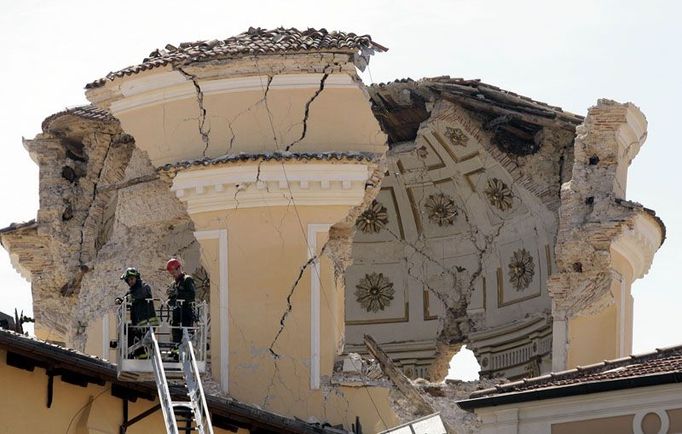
[0,329,348,433]
[159,151,379,172]
[41,104,116,132]
[468,344,682,401]
[87,27,387,89]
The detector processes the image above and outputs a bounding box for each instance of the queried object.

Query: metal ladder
[145,328,214,434]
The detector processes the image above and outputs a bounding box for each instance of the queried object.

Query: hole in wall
[446,345,480,381]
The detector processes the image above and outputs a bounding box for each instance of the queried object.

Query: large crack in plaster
[176,67,211,156]
[268,255,318,358]
[285,72,329,151]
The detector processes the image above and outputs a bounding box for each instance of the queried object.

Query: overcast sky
[0,0,680,380]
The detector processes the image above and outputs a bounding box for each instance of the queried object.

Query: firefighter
[119,267,158,358]
[166,258,196,346]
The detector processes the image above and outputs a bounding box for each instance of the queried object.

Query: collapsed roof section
[368,77,584,154]
[86,27,388,89]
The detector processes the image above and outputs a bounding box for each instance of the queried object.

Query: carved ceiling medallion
[355,272,395,312]
[356,200,389,233]
[425,193,458,226]
[484,178,513,211]
[444,126,469,147]
[416,145,429,159]
[508,248,535,290]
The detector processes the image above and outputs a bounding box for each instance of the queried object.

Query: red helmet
[166,258,182,272]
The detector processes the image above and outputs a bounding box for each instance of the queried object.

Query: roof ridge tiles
[86,27,387,89]
[465,343,682,402]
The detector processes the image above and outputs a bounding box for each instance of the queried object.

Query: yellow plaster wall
[114,78,385,167]
[567,303,618,368]
[551,414,633,434]
[566,248,637,368]
[0,349,241,434]
[192,204,398,430]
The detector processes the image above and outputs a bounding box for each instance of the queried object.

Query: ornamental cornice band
[171,162,372,213]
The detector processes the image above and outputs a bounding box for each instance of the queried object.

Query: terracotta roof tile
[41,105,116,132]
[159,151,379,172]
[87,27,387,89]
[463,344,682,405]
[0,219,37,235]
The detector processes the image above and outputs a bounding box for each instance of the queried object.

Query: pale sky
[0,1,680,381]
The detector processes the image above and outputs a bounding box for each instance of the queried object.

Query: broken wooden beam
[364,334,458,434]
[364,334,433,415]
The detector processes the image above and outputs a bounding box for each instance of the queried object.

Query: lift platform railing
[147,327,180,434]
[116,297,209,380]
[179,328,214,434]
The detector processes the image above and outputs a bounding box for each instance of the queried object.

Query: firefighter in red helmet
[166,258,196,346]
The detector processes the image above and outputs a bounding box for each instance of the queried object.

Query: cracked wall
[7,112,135,341]
[2,110,204,349]
[83,50,399,431]
[548,99,664,370]
[87,54,386,168]
[1,33,666,434]
[346,98,568,381]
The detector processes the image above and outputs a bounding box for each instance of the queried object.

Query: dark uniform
[119,273,158,358]
[128,279,157,327]
[167,273,196,344]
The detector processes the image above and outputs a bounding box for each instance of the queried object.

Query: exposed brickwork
[549,100,663,318]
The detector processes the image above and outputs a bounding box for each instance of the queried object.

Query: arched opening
[447,345,480,381]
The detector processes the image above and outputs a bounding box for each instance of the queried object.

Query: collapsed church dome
[0,26,666,432]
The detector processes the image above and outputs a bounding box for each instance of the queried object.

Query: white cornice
[611,213,663,280]
[616,103,648,164]
[111,72,357,114]
[172,163,371,214]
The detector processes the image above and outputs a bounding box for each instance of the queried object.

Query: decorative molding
[423,290,439,321]
[345,302,409,325]
[429,130,479,163]
[355,272,395,312]
[194,229,229,393]
[307,223,330,390]
[477,383,682,434]
[172,163,371,214]
[8,252,31,282]
[616,104,648,165]
[633,409,669,434]
[496,265,542,308]
[112,72,357,114]
[102,312,110,360]
[552,318,568,372]
[611,213,663,280]
[612,270,627,358]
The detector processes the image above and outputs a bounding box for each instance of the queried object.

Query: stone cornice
[616,101,648,164]
[109,72,358,114]
[171,162,372,214]
[611,212,664,279]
